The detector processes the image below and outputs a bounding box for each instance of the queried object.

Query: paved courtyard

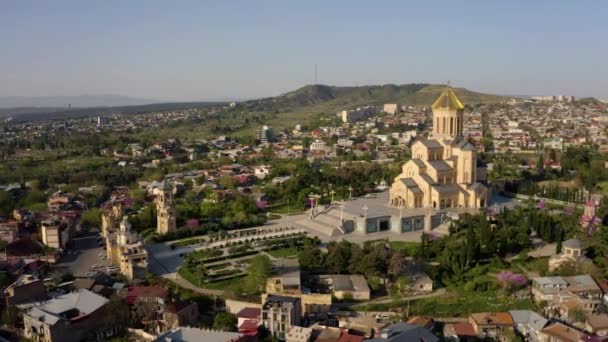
[52,235,112,277]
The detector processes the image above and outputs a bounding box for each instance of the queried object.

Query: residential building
[540,322,588,342]
[585,314,608,336]
[548,238,591,271]
[509,310,548,342]
[4,274,47,306]
[368,322,438,342]
[163,301,199,330]
[266,258,301,295]
[155,327,246,342]
[40,218,70,250]
[262,295,301,340]
[383,103,401,115]
[317,274,371,300]
[532,275,602,318]
[22,289,116,342]
[285,326,312,342]
[468,312,514,340]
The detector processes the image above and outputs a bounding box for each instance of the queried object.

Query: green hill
[229,83,505,134]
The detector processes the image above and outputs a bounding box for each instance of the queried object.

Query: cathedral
[389,85,488,209]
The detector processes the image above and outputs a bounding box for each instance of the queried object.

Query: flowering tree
[497,271,528,292]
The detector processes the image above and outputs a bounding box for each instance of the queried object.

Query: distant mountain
[0,94,161,108]
[0,83,506,125]
[242,83,505,114]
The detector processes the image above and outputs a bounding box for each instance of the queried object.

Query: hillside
[225,83,506,135]
[240,83,504,114]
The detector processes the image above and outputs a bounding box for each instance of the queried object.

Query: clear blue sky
[2,0,607,101]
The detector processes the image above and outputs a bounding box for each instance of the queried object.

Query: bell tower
[155,180,176,235]
[431,81,465,139]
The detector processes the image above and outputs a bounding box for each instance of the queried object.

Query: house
[509,310,548,342]
[585,314,608,336]
[22,289,117,342]
[406,316,434,330]
[125,285,168,305]
[4,274,47,306]
[548,238,592,271]
[540,322,588,342]
[163,301,199,330]
[532,276,568,301]
[262,295,301,340]
[236,307,261,335]
[367,322,438,342]
[286,326,312,342]
[317,274,371,300]
[155,327,247,342]
[266,258,301,295]
[468,312,514,340]
[558,275,603,317]
[403,264,434,294]
[443,322,477,341]
[337,330,365,342]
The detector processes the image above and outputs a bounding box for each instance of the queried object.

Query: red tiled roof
[238,320,259,335]
[125,285,168,305]
[452,323,477,336]
[338,331,365,342]
[237,307,261,319]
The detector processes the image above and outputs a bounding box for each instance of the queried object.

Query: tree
[389,276,411,298]
[569,308,587,323]
[81,208,102,228]
[537,153,545,176]
[388,251,404,280]
[213,312,237,331]
[241,255,271,295]
[218,175,236,190]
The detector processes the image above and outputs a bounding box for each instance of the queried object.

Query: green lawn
[203,275,246,290]
[389,241,420,255]
[353,289,535,316]
[266,247,300,258]
[172,237,204,248]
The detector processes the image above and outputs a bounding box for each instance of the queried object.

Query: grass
[389,241,420,255]
[202,275,245,290]
[266,247,300,258]
[172,237,204,248]
[353,289,535,316]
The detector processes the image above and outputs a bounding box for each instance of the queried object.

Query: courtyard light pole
[339,203,345,229]
[330,190,336,204]
[348,186,354,200]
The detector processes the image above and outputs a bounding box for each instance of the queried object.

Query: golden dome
[431,86,464,110]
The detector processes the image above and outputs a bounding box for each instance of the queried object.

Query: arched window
[450,117,454,135]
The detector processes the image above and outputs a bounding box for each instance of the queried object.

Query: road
[161,272,225,296]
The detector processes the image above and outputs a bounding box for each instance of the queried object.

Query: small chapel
[389,84,488,209]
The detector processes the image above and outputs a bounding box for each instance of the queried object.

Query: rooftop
[26,289,108,326]
[431,86,464,110]
[469,312,514,326]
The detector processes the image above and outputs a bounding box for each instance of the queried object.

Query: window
[414,218,423,231]
[366,221,378,234]
[401,219,413,233]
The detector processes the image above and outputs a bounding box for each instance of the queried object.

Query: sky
[1,0,607,101]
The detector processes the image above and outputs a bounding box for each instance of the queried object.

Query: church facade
[389,86,488,209]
